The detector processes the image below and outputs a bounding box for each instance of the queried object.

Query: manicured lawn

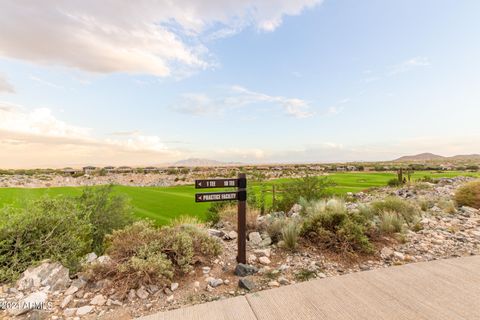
[1,171,478,225]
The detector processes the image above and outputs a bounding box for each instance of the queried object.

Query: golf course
[1,171,479,225]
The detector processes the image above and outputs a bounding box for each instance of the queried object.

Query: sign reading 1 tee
[195,174,247,264]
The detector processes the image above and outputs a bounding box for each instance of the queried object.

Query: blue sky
[0,0,479,167]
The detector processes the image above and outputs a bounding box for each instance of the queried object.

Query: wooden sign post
[195,173,247,264]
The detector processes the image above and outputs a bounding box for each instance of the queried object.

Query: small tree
[276,175,335,212]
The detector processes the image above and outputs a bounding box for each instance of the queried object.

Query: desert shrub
[0,198,92,283]
[417,197,435,212]
[281,220,301,251]
[266,216,287,243]
[301,198,373,254]
[93,221,222,292]
[387,178,402,187]
[438,199,456,214]
[276,176,335,212]
[455,181,480,209]
[205,201,233,225]
[371,197,419,226]
[378,211,403,234]
[77,186,133,253]
[295,268,317,281]
[170,215,202,227]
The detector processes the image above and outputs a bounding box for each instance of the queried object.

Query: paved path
[138,256,480,320]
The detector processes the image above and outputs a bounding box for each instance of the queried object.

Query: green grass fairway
[1,171,479,224]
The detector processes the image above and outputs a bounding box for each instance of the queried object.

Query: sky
[0,0,479,168]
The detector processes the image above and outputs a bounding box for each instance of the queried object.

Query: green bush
[455,181,480,209]
[276,175,335,212]
[371,197,419,225]
[387,178,402,187]
[93,221,222,291]
[0,186,133,283]
[301,198,373,254]
[0,198,92,283]
[77,185,133,253]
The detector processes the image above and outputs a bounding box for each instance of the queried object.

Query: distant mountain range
[394,153,480,162]
[173,158,242,167]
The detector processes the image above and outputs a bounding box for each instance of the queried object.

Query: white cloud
[174,85,314,118]
[389,56,431,75]
[0,1,322,77]
[0,74,15,93]
[0,102,184,167]
[29,75,64,89]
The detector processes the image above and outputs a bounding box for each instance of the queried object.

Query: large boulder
[8,291,48,316]
[17,262,70,291]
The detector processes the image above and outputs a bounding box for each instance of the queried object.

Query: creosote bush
[378,211,403,234]
[276,175,335,212]
[0,198,91,283]
[301,198,373,254]
[0,186,133,283]
[455,180,480,209]
[91,221,222,293]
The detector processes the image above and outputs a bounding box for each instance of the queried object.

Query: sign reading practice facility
[195,191,239,202]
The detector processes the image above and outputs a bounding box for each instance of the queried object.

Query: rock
[202,266,211,274]
[170,282,179,291]
[64,278,85,296]
[83,252,98,264]
[259,237,272,247]
[238,278,255,291]
[76,305,94,316]
[380,247,394,259]
[247,254,257,264]
[393,252,405,261]
[136,287,149,299]
[64,308,77,317]
[288,204,302,216]
[96,255,112,265]
[317,273,327,279]
[193,281,200,292]
[259,257,271,265]
[208,229,225,238]
[234,263,258,277]
[61,295,73,309]
[166,295,174,304]
[278,276,289,285]
[128,289,136,301]
[248,232,262,245]
[461,206,479,217]
[90,294,107,306]
[17,262,70,291]
[8,291,48,316]
[268,281,280,287]
[254,249,271,258]
[208,278,224,288]
[225,230,238,240]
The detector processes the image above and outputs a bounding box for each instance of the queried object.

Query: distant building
[336,166,346,172]
[103,166,116,173]
[116,166,133,173]
[82,166,96,174]
[346,166,357,171]
[62,167,78,175]
[144,166,158,173]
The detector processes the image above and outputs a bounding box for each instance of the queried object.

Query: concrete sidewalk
[138,255,480,320]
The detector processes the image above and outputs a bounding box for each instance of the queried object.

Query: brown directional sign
[194,173,247,264]
[195,191,239,202]
[195,178,242,189]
